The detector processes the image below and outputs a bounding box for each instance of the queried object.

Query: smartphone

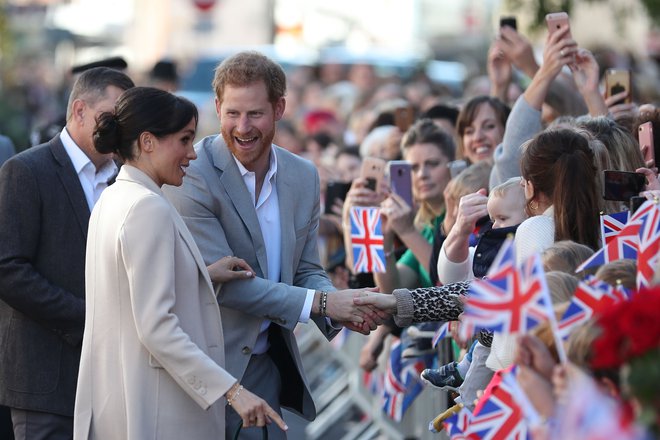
[500,16,517,31]
[360,156,386,192]
[387,160,413,207]
[638,121,654,165]
[447,159,468,179]
[603,170,646,201]
[394,106,415,133]
[545,12,572,38]
[605,69,632,104]
[324,181,352,215]
[630,196,646,215]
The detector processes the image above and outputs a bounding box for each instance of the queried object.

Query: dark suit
[0,135,88,420]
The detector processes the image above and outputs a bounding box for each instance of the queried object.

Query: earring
[528,200,539,212]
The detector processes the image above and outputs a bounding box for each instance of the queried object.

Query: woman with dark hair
[74,87,286,439]
[519,129,601,254]
[456,96,510,164]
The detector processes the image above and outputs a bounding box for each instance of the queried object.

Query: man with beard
[163,51,387,440]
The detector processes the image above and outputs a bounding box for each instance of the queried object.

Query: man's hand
[315,288,390,330]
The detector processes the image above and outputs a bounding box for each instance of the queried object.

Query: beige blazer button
[199,387,207,395]
[241,346,251,355]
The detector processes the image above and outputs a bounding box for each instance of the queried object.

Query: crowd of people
[0,11,659,440]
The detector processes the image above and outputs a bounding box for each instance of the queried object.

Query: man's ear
[273,97,286,121]
[215,97,222,119]
[71,99,86,125]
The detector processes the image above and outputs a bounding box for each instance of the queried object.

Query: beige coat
[74,165,235,440]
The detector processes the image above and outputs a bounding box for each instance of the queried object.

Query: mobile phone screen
[603,170,645,201]
[500,16,517,31]
[630,196,646,215]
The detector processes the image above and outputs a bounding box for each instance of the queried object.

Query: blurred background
[1,2,660,438]
[1,0,658,150]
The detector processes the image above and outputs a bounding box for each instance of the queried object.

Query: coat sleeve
[0,157,85,344]
[164,157,330,334]
[120,194,235,410]
[392,281,470,327]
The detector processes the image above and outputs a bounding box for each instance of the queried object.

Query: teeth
[237,137,256,142]
[475,146,490,154]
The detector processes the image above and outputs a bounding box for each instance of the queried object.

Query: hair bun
[93,111,122,155]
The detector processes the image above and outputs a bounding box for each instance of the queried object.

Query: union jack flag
[432,322,450,348]
[381,338,430,422]
[469,367,531,440]
[558,278,627,339]
[349,207,385,273]
[442,407,474,439]
[462,253,552,337]
[600,211,629,246]
[633,201,660,288]
[576,201,659,273]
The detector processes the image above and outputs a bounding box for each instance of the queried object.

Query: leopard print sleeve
[392,280,471,327]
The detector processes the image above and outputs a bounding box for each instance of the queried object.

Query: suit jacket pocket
[149,353,164,369]
[5,315,62,394]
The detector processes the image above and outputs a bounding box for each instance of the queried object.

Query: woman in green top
[377,119,455,291]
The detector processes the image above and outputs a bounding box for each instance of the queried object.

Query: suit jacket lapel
[207,137,269,277]
[275,149,295,284]
[50,137,90,239]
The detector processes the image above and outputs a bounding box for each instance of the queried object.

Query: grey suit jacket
[0,135,88,416]
[163,135,338,420]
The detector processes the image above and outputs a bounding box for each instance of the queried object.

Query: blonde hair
[490,176,523,198]
[445,161,492,202]
[594,259,637,291]
[542,240,596,279]
[546,271,579,304]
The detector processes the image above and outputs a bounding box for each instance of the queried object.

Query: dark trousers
[225,353,285,440]
[0,405,13,440]
[10,408,72,440]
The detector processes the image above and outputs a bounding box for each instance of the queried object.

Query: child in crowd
[421,177,527,394]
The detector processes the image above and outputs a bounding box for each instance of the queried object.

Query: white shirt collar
[60,127,92,174]
[232,144,278,180]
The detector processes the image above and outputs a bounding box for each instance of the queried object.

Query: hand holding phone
[638,121,654,166]
[360,157,386,192]
[605,69,632,105]
[545,12,572,39]
[387,160,413,208]
[324,181,352,215]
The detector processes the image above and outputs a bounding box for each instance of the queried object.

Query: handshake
[312,289,398,334]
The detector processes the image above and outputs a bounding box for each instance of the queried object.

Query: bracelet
[320,291,328,317]
[227,384,243,406]
[384,247,395,258]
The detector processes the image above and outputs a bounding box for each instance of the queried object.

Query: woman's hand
[637,167,660,191]
[605,92,638,122]
[498,26,539,78]
[353,292,398,314]
[453,190,489,238]
[570,48,608,116]
[226,384,288,431]
[540,25,577,79]
[488,38,513,102]
[380,192,415,236]
[207,256,254,284]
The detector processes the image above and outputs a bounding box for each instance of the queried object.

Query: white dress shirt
[60,128,117,210]
[233,146,315,354]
